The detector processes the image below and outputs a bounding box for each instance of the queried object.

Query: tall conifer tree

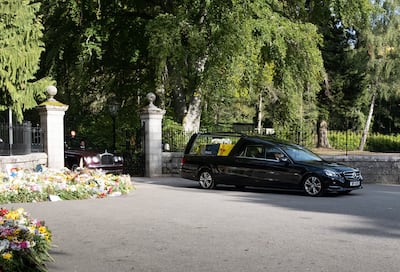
[0,0,51,122]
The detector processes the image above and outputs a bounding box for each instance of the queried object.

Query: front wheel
[199,170,215,189]
[303,175,324,197]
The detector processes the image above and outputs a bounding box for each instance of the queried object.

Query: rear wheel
[199,170,215,189]
[303,175,324,196]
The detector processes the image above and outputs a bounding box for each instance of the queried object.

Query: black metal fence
[123,124,145,176]
[162,129,191,152]
[31,125,44,153]
[162,127,400,152]
[0,122,44,156]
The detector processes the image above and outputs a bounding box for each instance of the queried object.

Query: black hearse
[181,133,363,196]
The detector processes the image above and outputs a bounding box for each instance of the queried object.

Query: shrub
[366,134,400,152]
[328,131,361,151]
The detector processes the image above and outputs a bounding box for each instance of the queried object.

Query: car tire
[199,170,215,189]
[303,175,324,197]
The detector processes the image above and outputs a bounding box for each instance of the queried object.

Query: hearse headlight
[323,169,340,178]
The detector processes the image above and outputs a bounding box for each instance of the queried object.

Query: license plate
[350,181,360,186]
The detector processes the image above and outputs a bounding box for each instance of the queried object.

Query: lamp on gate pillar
[108,100,119,152]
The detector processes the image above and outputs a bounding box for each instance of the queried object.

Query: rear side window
[238,143,283,161]
[188,134,240,156]
[240,145,264,158]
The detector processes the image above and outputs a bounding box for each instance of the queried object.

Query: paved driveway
[5,177,400,272]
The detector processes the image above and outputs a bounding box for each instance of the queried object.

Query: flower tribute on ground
[0,208,53,272]
[0,167,134,203]
[0,167,134,270]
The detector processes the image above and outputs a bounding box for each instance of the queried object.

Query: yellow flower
[28,226,36,234]
[38,226,48,235]
[4,209,22,220]
[2,252,12,260]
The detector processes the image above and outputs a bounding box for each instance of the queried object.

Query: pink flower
[20,241,30,249]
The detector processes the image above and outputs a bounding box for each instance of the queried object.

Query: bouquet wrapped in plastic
[0,208,53,272]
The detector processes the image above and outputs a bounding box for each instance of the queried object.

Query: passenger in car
[274,152,284,161]
[80,140,86,150]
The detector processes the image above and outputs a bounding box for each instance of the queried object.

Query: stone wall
[162,152,182,176]
[0,153,47,172]
[162,152,400,184]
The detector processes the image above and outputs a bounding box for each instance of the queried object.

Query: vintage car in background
[181,133,363,196]
[64,139,124,173]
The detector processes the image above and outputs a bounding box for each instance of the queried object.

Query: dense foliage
[0,0,52,122]
[3,0,400,150]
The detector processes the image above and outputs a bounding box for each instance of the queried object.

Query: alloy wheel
[199,170,215,189]
[303,176,323,196]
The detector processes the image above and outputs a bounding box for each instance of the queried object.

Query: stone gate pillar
[140,93,165,177]
[37,86,69,169]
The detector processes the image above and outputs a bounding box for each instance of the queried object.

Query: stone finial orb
[146,92,156,105]
[46,85,58,101]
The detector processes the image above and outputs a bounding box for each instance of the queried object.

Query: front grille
[343,171,361,180]
[101,154,114,165]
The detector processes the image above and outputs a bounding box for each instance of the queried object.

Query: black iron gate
[123,123,145,176]
[0,122,44,155]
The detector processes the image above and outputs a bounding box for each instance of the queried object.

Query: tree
[37,0,400,151]
[146,1,212,133]
[0,0,52,122]
[39,0,154,150]
[282,0,375,147]
[358,0,400,150]
[147,0,325,134]
[313,8,369,131]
